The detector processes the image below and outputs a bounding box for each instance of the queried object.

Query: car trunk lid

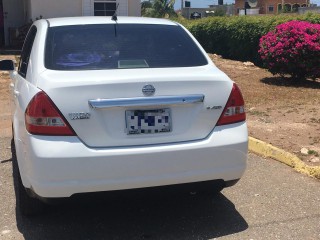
[37,66,233,148]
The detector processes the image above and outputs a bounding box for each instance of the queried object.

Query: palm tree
[153,0,176,18]
[141,0,177,18]
[141,1,153,16]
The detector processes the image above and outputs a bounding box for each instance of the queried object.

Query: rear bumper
[20,122,248,198]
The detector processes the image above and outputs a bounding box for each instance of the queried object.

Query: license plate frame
[125,109,172,135]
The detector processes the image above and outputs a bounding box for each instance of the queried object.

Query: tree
[153,0,176,18]
[141,0,177,18]
[259,21,320,80]
[213,8,226,17]
[141,1,153,16]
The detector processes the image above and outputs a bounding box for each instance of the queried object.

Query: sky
[173,0,320,9]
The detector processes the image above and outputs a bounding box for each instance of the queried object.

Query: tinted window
[18,26,37,77]
[45,24,208,70]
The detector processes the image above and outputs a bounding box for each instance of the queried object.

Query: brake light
[25,91,76,136]
[217,83,246,126]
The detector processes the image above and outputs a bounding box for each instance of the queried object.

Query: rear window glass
[45,24,208,70]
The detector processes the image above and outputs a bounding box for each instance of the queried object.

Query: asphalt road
[1,136,320,240]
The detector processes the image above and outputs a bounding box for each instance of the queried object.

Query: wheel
[11,138,45,216]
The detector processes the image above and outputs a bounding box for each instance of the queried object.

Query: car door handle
[13,90,20,97]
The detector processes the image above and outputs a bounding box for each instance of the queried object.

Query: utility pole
[244,0,247,15]
[181,0,184,18]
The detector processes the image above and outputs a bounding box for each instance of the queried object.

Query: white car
[0,16,247,215]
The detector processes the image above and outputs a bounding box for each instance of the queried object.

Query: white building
[0,0,141,47]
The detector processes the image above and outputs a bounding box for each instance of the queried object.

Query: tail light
[25,91,76,136]
[217,83,246,126]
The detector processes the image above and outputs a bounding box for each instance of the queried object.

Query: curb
[248,137,320,179]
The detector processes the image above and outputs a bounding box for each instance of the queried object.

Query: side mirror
[0,60,15,71]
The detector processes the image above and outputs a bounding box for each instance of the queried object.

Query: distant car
[0,16,247,216]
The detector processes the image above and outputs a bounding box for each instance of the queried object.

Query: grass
[308,150,319,157]
[310,118,320,124]
[249,110,269,117]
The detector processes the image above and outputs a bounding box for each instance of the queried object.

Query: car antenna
[112,3,119,37]
[112,3,119,21]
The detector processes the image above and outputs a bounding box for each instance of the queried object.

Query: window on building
[277,4,282,12]
[94,0,117,16]
[292,4,300,12]
[284,4,292,12]
[268,5,274,12]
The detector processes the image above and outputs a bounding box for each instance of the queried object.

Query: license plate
[125,109,172,135]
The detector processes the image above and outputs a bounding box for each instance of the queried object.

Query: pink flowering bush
[259,20,320,80]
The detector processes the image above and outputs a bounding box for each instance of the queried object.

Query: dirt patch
[209,54,320,166]
[0,55,16,139]
[1,54,320,165]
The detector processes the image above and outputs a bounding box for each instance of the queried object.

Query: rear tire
[11,138,45,216]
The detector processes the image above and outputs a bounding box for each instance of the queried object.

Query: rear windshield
[45,24,208,70]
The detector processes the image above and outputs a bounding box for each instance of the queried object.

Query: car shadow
[15,187,248,240]
[261,76,320,89]
[9,135,248,239]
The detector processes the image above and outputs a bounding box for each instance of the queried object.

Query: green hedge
[175,13,320,65]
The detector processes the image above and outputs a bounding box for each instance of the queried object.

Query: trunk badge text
[142,84,155,96]
[206,106,222,110]
[69,112,91,120]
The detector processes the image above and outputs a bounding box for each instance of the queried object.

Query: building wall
[29,0,82,20]
[2,0,141,46]
[181,6,234,18]
[29,0,140,20]
[2,0,24,44]
[25,0,32,22]
[298,6,320,14]
[235,0,309,14]
[181,8,212,18]
[128,0,141,16]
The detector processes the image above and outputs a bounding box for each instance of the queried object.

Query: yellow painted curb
[249,137,320,179]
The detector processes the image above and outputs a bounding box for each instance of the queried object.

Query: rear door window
[45,24,208,70]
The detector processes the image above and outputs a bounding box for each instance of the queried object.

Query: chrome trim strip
[89,95,205,109]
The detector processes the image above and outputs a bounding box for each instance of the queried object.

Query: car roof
[46,16,178,27]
